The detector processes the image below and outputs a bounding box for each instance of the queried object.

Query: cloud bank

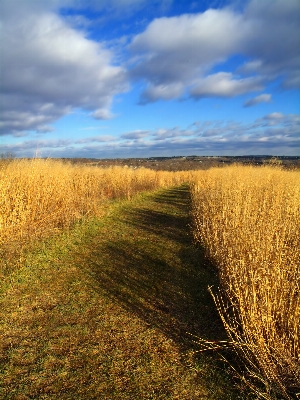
[3,113,299,158]
[129,0,300,102]
[0,0,299,152]
[0,0,127,136]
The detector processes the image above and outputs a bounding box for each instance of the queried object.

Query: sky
[0,0,299,158]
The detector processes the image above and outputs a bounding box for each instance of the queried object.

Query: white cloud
[130,9,245,59]
[190,72,263,98]
[91,109,116,120]
[130,8,249,102]
[36,126,56,134]
[243,0,300,87]
[121,130,150,139]
[140,83,184,103]
[264,112,284,120]
[243,93,272,107]
[0,1,128,136]
[129,0,300,102]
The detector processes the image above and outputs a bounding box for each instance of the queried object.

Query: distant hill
[58,155,300,171]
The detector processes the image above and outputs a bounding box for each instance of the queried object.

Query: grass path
[0,185,244,399]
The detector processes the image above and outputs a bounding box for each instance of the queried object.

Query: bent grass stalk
[191,165,300,399]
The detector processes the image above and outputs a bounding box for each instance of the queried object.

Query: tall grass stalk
[0,159,189,248]
[191,165,300,399]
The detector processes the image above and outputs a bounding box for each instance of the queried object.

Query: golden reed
[0,158,189,247]
[192,165,300,399]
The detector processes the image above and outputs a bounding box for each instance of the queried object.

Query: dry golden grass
[0,185,240,399]
[2,158,299,397]
[0,158,190,248]
[191,165,300,399]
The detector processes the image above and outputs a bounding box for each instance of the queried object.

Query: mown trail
[0,186,243,399]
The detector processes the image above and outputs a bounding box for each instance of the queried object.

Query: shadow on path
[77,185,226,350]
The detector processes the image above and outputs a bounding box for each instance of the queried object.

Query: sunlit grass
[0,186,241,399]
[0,158,190,249]
[2,158,298,398]
[191,165,300,399]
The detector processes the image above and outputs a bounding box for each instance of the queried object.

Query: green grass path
[0,185,243,399]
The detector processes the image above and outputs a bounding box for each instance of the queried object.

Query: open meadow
[0,159,299,399]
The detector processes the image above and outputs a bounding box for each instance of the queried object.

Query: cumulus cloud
[244,0,300,86]
[129,0,300,102]
[0,1,128,136]
[130,8,249,102]
[139,83,184,104]
[190,73,263,98]
[130,9,246,67]
[243,93,272,107]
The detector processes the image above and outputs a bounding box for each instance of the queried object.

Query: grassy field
[0,186,242,399]
[1,159,299,399]
[192,165,300,399]
[0,158,190,251]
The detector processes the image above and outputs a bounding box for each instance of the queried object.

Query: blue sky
[1,0,299,158]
